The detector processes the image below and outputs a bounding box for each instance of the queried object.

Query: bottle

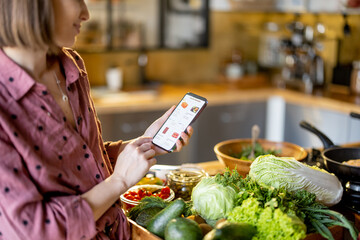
[106,66,123,91]
[224,49,244,82]
[350,60,360,95]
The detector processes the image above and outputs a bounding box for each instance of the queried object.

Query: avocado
[164,217,202,240]
[203,221,257,240]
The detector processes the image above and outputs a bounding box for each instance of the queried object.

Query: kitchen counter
[92,76,360,115]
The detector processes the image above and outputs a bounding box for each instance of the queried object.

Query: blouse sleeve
[104,140,123,168]
[0,128,97,240]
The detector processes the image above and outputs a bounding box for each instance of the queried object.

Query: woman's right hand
[111,136,156,190]
[81,137,156,221]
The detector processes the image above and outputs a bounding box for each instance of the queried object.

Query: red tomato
[138,189,145,198]
[124,186,171,202]
[161,187,170,195]
[126,195,135,201]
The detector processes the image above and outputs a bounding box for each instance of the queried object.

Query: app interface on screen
[153,94,206,150]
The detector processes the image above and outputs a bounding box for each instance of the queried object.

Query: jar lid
[167,169,205,183]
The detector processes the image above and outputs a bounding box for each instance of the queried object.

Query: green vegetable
[191,177,237,226]
[147,199,186,238]
[227,197,307,240]
[127,196,168,220]
[164,217,202,240]
[249,154,343,206]
[215,169,359,240]
[135,207,163,227]
[203,220,257,240]
[230,142,280,160]
[303,206,359,240]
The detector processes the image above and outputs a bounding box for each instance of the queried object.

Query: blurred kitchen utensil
[350,111,360,119]
[249,124,260,160]
[343,13,351,36]
[332,14,353,86]
[299,120,360,214]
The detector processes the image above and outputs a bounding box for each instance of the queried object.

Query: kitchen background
[77,0,360,88]
[74,0,360,164]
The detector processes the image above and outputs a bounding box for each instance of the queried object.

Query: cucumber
[164,217,202,240]
[203,221,257,240]
[147,199,186,238]
[135,207,163,227]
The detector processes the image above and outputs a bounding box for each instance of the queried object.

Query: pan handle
[350,112,360,119]
[299,120,335,149]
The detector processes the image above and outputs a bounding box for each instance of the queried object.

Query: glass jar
[166,169,206,201]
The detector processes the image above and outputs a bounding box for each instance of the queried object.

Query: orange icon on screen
[191,106,199,113]
[181,102,188,108]
[172,132,179,138]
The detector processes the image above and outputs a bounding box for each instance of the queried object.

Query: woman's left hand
[143,105,193,155]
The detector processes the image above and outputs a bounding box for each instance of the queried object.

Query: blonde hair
[0,0,58,52]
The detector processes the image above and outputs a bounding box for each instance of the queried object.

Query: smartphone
[152,92,208,152]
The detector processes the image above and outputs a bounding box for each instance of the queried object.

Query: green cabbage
[191,177,237,224]
[249,155,343,206]
[227,197,307,240]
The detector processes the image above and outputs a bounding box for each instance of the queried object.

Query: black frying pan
[299,120,360,184]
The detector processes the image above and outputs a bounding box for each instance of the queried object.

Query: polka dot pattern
[0,48,113,238]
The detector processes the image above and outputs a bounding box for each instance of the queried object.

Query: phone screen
[152,92,207,152]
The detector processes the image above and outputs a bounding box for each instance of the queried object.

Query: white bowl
[120,184,175,212]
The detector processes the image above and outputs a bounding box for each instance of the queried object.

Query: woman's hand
[82,137,156,221]
[111,137,156,189]
[143,105,194,155]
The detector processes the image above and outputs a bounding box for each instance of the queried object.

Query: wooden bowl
[214,139,308,177]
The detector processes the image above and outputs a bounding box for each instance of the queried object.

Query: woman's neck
[2,47,50,80]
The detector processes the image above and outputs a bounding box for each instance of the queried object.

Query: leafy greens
[214,169,358,240]
[230,142,280,160]
[249,155,343,206]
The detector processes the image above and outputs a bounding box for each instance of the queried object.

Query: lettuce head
[191,177,237,224]
[227,197,307,240]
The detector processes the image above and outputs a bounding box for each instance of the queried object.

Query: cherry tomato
[124,186,171,202]
[126,195,135,201]
[161,186,171,195]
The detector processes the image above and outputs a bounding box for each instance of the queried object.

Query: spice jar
[166,169,206,201]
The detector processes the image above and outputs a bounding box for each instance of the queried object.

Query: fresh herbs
[229,143,280,160]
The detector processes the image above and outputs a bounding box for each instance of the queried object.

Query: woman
[0,0,193,239]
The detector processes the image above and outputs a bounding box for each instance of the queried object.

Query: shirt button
[47,112,51,116]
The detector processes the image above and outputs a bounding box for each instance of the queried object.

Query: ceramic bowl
[214,138,308,177]
[120,184,175,213]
